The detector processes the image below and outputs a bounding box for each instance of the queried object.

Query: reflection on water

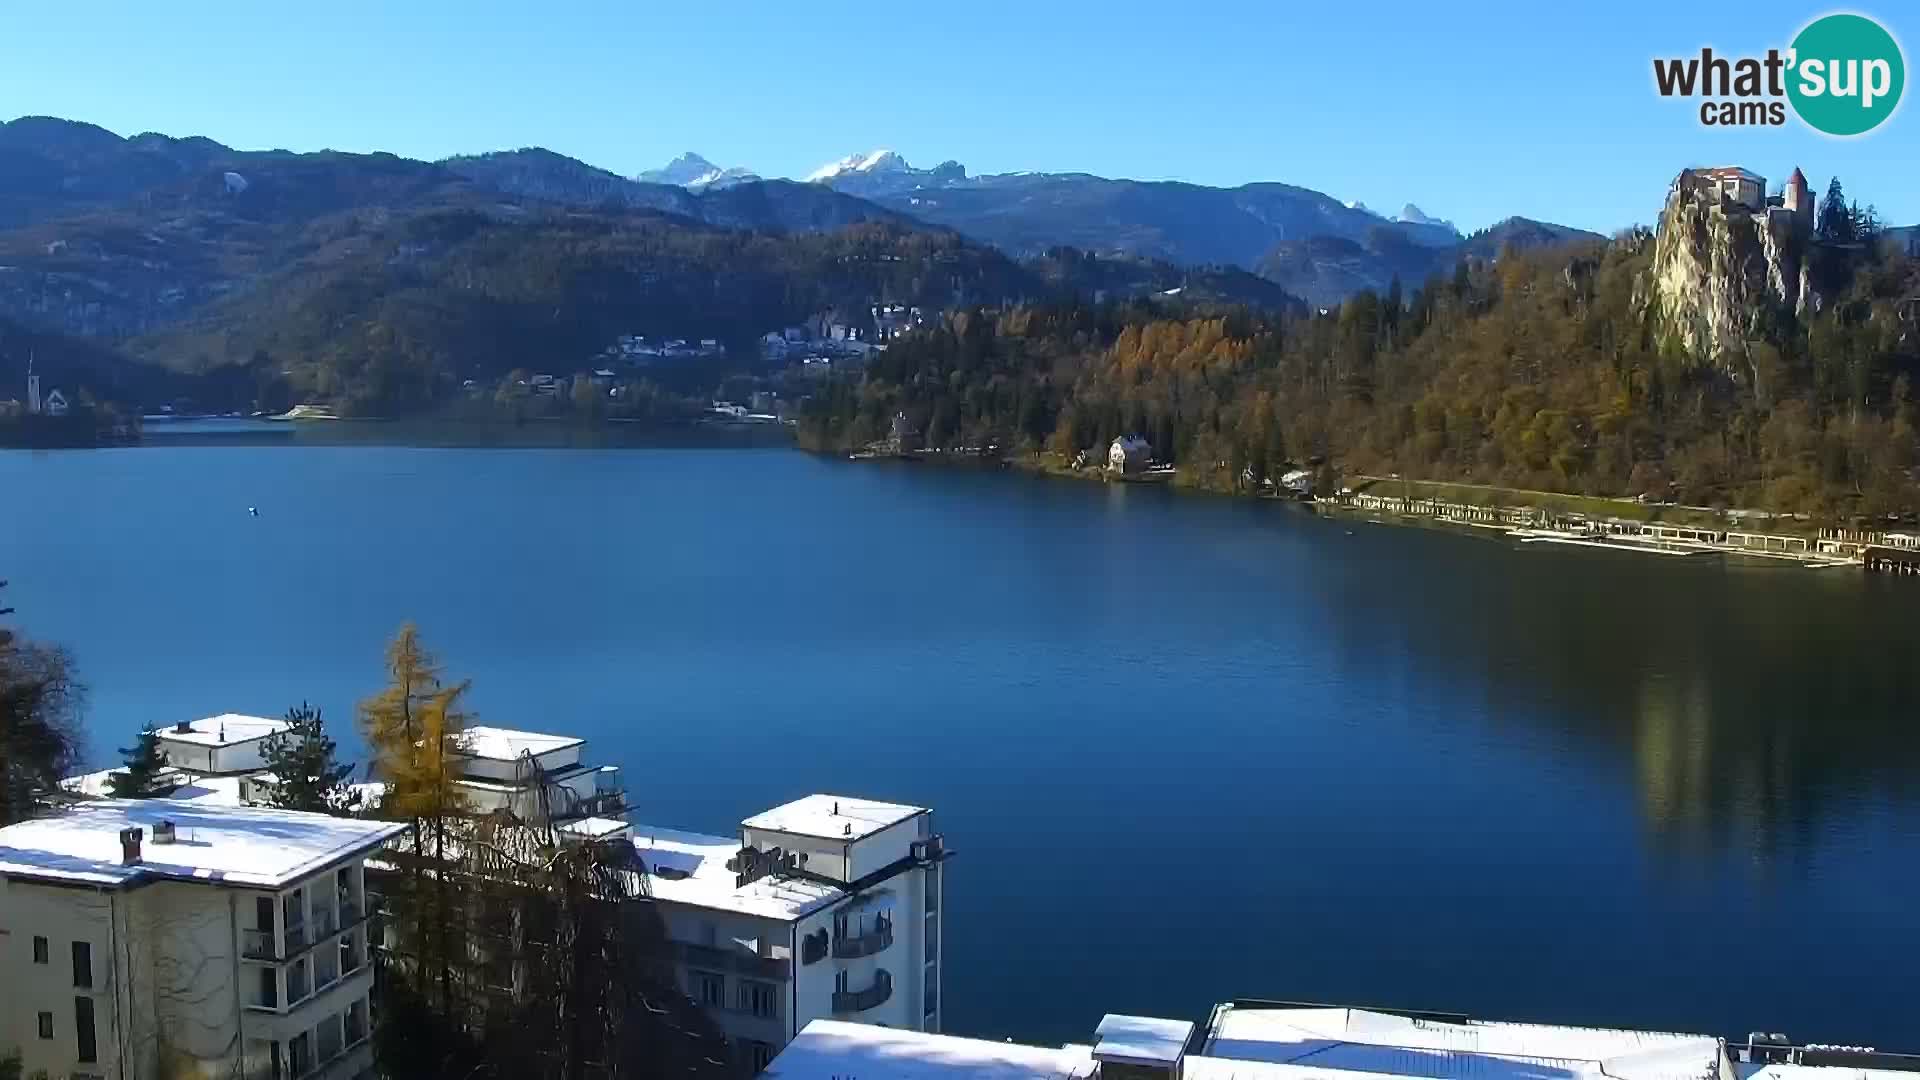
[1309,517,1920,864]
[2,447,1918,1046]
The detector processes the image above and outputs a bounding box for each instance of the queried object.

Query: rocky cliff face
[1640,173,1815,374]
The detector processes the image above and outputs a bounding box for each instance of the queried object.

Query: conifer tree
[105,727,171,798]
[1818,176,1854,241]
[258,701,356,814]
[357,624,475,1027]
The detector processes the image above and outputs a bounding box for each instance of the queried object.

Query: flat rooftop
[1739,1064,1920,1080]
[557,816,629,840]
[628,823,843,921]
[154,713,290,747]
[61,768,245,806]
[741,793,927,842]
[1096,1014,1195,1066]
[767,1019,1094,1080]
[457,726,584,761]
[1203,1006,1723,1080]
[0,800,405,889]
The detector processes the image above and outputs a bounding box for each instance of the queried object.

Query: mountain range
[640,147,1595,304]
[0,115,1617,414]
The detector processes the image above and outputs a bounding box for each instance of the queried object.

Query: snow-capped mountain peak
[1397,203,1456,231]
[635,152,759,191]
[806,149,912,183]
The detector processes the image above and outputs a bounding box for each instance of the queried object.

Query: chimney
[120,827,144,866]
[153,820,177,845]
[174,720,192,734]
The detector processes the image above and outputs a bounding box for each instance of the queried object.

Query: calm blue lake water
[5,440,1919,1048]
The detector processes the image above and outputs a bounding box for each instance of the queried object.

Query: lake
[4,438,1918,1048]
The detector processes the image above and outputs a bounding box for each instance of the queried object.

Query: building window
[737,979,775,1019]
[75,996,97,1063]
[72,940,92,988]
[701,921,717,946]
[37,1011,53,1038]
[289,1032,311,1078]
[32,935,48,963]
[743,1039,774,1072]
[692,970,725,1009]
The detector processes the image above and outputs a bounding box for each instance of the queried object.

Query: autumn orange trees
[800,235,1920,520]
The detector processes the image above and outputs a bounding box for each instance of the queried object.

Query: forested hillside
[800,215,1920,519]
[128,212,1044,415]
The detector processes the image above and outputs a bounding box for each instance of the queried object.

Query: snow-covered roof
[59,768,245,806]
[557,816,629,840]
[628,823,844,921]
[1095,1014,1194,1065]
[1738,1063,1918,1080]
[153,713,290,747]
[457,726,584,761]
[0,800,405,889]
[767,1019,1095,1080]
[1202,1007,1723,1080]
[740,794,927,842]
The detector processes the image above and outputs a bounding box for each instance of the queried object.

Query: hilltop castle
[1645,164,1820,369]
[1671,164,1812,239]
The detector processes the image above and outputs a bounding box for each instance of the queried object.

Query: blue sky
[3,0,1914,232]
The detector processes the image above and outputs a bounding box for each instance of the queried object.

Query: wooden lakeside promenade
[1330,491,1920,572]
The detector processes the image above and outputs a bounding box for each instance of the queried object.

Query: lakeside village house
[8,719,1917,1080]
[4,714,948,1080]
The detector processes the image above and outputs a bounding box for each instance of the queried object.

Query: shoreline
[839,448,1917,573]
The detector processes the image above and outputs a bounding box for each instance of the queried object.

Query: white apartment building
[617,793,948,1073]
[61,715,296,801]
[0,800,405,1080]
[152,714,294,776]
[449,726,624,822]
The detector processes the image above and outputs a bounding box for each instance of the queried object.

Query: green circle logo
[1788,13,1905,136]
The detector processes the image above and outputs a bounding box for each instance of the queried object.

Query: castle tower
[1784,167,1812,235]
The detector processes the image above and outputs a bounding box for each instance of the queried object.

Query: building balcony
[678,942,790,981]
[243,929,276,960]
[243,965,372,1031]
[832,969,892,1014]
[832,923,893,960]
[244,901,376,964]
[295,1032,371,1080]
